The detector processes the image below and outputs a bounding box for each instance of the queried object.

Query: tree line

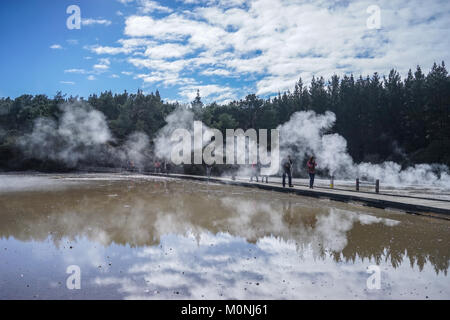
[0,62,449,171]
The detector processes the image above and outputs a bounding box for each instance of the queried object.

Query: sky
[0,0,449,104]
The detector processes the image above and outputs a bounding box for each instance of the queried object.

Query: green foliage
[0,62,449,171]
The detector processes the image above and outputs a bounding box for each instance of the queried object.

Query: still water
[0,174,448,299]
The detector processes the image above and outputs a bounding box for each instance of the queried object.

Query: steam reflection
[0,175,448,299]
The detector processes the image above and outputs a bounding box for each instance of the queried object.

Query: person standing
[282,155,294,188]
[231,164,238,181]
[307,156,317,189]
[250,162,259,182]
[206,163,213,179]
[154,160,161,173]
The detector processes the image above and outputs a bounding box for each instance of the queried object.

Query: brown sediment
[0,175,448,274]
[0,174,449,300]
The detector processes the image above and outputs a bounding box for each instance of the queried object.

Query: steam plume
[18,101,151,169]
[278,110,450,188]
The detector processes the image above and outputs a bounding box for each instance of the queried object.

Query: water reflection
[91,232,448,299]
[0,175,449,299]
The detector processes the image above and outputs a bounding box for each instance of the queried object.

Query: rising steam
[153,108,450,188]
[277,110,450,188]
[17,101,450,189]
[18,101,150,169]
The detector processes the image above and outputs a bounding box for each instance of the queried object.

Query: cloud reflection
[92,231,448,299]
[0,175,448,299]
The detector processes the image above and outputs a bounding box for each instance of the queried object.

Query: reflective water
[0,174,449,299]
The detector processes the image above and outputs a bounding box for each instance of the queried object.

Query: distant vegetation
[0,62,449,171]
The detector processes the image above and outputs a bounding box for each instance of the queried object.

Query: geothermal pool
[0,173,449,299]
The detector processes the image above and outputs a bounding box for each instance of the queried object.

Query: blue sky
[0,0,449,103]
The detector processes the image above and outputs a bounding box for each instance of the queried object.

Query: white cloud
[64,69,87,74]
[118,0,173,13]
[99,58,111,65]
[60,81,75,85]
[88,45,133,55]
[136,72,195,86]
[64,57,110,80]
[180,84,237,103]
[118,38,156,52]
[50,44,62,50]
[128,57,188,73]
[87,39,156,56]
[93,58,111,71]
[93,0,450,100]
[82,18,112,26]
[144,43,192,59]
[124,15,226,46]
[177,0,201,4]
[201,68,232,76]
[138,0,173,13]
[93,64,110,71]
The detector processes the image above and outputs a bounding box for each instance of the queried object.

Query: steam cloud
[154,108,450,188]
[154,107,195,161]
[153,106,218,163]
[18,101,150,170]
[277,110,450,188]
[17,101,450,189]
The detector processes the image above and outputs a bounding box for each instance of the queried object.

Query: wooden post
[356,178,359,191]
[375,179,380,194]
[330,175,334,189]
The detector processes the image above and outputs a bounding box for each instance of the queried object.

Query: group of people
[249,162,268,183]
[245,155,317,188]
[282,155,317,188]
[159,155,318,188]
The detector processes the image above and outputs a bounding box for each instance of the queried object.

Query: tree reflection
[0,178,448,275]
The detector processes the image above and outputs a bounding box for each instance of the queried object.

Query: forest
[0,62,449,172]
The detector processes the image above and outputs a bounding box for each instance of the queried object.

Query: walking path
[147,172,450,219]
